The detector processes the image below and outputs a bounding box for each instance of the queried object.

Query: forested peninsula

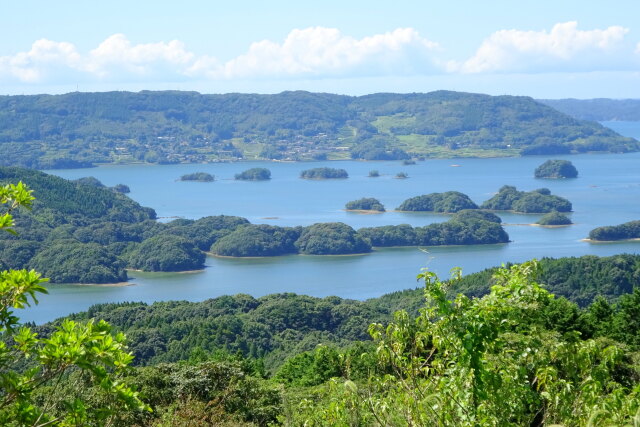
[0,90,636,169]
[0,167,511,282]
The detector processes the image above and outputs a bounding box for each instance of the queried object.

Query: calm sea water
[21,121,640,323]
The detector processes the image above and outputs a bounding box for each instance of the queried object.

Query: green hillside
[0,90,635,168]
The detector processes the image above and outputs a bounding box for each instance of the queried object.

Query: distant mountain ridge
[539,98,640,121]
[0,90,636,168]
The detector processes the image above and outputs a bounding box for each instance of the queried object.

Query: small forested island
[402,159,416,165]
[179,172,215,182]
[358,216,509,247]
[536,211,572,226]
[395,172,408,179]
[300,167,348,179]
[534,159,578,178]
[234,167,271,181]
[588,220,640,241]
[345,197,385,212]
[481,185,572,213]
[397,191,478,213]
[368,170,380,177]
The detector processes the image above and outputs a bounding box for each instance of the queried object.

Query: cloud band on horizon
[0,22,637,85]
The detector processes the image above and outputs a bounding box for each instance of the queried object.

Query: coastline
[344,209,385,215]
[126,268,205,274]
[209,251,372,259]
[582,238,640,243]
[58,281,132,287]
[504,223,572,228]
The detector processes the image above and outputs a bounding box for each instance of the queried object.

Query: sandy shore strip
[343,209,385,214]
[582,238,640,243]
[70,281,132,287]
[503,223,572,228]
[126,268,205,274]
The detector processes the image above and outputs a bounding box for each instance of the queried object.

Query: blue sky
[2,0,639,98]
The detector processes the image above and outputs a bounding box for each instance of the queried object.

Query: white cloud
[458,22,632,73]
[189,27,440,79]
[0,34,196,83]
[86,34,194,77]
[0,28,441,84]
[1,24,638,87]
[0,39,82,82]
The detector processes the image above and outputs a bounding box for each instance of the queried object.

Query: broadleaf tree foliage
[291,261,640,426]
[0,182,149,426]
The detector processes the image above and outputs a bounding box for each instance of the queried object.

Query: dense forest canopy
[58,253,640,371]
[0,90,636,168]
[9,255,640,425]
